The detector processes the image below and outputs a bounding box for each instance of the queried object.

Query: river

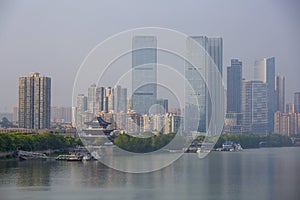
[0,147,299,200]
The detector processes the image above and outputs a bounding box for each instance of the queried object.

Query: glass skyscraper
[87,84,96,114]
[275,75,285,112]
[132,36,157,114]
[184,36,223,134]
[241,80,268,134]
[294,92,300,113]
[113,85,127,113]
[254,57,276,133]
[227,59,242,113]
[95,86,105,112]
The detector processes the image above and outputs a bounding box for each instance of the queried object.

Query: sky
[0,0,299,112]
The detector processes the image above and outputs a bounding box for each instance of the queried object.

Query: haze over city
[0,0,299,112]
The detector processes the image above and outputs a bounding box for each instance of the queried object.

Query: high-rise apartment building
[275,75,285,112]
[132,36,157,115]
[13,106,18,123]
[184,36,223,134]
[254,57,276,133]
[294,92,300,113]
[18,72,51,129]
[76,94,87,127]
[241,80,268,134]
[274,111,298,136]
[77,94,87,114]
[51,106,72,123]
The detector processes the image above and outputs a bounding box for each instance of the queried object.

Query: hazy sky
[0,0,299,112]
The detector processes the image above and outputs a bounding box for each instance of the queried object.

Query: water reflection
[0,148,299,200]
[17,160,51,190]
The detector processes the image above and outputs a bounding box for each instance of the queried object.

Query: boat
[234,143,243,151]
[221,141,243,152]
[17,150,48,161]
[56,153,83,161]
[196,148,211,154]
[82,152,98,161]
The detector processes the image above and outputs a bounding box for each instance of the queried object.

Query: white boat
[221,141,243,152]
[196,148,211,154]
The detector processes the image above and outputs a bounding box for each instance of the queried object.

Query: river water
[0,147,299,200]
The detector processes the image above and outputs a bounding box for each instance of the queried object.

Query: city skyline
[6,31,300,135]
[0,1,299,112]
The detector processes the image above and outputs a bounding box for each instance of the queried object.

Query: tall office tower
[254,57,275,133]
[275,75,285,112]
[87,84,96,114]
[76,94,87,127]
[156,98,168,114]
[184,36,223,133]
[227,59,242,113]
[113,85,122,113]
[241,80,268,134]
[294,92,300,113]
[104,87,113,112]
[286,103,295,113]
[298,113,300,134]
[95,86,105,112]
[132,36,157,115]
[18,72,51,129]
[120,88,128,113]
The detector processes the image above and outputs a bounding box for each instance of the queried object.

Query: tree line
[0,132,83,152]
[114,132,183,153]
[201,133,293,149]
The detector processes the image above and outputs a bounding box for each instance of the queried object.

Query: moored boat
[56,154,83,161]
[17,150,48,161]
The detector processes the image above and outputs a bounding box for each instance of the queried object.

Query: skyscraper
[87,84,96,114]
[95,86,105,112]
[184,36,223,133]
[120,88,128,113]
[294,92,300,113]
[113,85,122,113]
[104,87,113,112]
[241,80,268,134]
[275,75,285,112]
[51,106,72,123]
[227,59,242,113]
[76,94,87,127]
[132,36,157,115]
[274,111,298,136]
[112,85,128,113]
[286,103,295,113]
[254,57,276,133]
[156,98,168,114]
[18,72,51,129]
